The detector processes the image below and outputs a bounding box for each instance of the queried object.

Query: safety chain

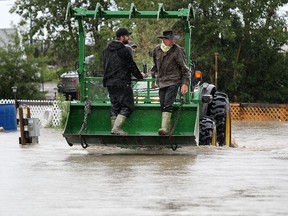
[169,96,185,151]
[78,100,92,148]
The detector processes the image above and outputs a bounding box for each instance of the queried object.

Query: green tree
[112,0,180,66]
[10,0,113,69]
[10,0,180,69]
[186,0,288,103]
[231,0,288,103]
[0,33,46,100]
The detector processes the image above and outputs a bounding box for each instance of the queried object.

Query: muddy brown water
[0,121,288,216]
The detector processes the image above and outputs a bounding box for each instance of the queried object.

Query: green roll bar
[66,2,195,102]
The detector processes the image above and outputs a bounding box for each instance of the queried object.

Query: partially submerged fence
[1,100,288,127]
[231,103,288,121]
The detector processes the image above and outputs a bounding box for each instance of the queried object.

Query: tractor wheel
[207,92,231,146]
[199,117,217,146]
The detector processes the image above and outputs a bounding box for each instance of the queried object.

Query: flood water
[1,121,288,216]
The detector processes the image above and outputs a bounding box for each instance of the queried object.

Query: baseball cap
[116,28,132,37]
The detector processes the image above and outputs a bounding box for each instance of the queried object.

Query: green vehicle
[63,2,232,150]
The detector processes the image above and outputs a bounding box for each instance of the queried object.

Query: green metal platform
[64,102,200,147]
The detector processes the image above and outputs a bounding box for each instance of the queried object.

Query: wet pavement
[0,121,288,216]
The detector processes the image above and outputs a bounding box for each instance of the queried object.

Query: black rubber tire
[199,117,217,145]
[207,92,231,146]
[65,92,77,101]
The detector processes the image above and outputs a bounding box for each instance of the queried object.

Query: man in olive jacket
[151,30,191,135]
[103,27,147,135]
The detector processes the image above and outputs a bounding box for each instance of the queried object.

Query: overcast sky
[0,0,287,29]
[0,0,20,28]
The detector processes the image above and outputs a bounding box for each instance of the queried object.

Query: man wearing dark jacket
[151,30,191,135]
[103,27,147,135]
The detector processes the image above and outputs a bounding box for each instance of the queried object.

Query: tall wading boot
[111,114,128,135]
[111,116,116,129]
[158,112,172,135]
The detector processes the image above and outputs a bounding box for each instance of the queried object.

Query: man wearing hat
[103,27,147,135]
[126,41,137,57]
[151,30,191,135]
[128,41,137,51]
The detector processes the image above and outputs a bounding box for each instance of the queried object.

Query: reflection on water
[67,153,198,181]
[0,121,288,216]
[233,121,288,150]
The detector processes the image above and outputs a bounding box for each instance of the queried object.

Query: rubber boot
[158,112,172,135]
[111,114,128,135]
[111,116,116,129]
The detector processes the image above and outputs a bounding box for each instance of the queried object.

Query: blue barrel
[0,104,17,131]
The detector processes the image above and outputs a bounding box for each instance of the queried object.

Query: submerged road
[0,121,288,216]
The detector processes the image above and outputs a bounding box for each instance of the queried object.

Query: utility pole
[12,86,18,112]
[214,53,219,87]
